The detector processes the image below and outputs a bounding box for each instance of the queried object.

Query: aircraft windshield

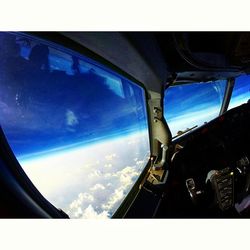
[164,80,227,138]
[0,32,150,218]
[228,75,250,110]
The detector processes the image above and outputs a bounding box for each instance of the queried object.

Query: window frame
[219,78,235,115]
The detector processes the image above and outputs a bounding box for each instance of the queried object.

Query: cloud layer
[20,131,150,218]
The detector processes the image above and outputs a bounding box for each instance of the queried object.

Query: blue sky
[2,32,249,156]
[228,75,250,109]
[0,32,149,158]
[164,80,227,136]
[164,76,250,138]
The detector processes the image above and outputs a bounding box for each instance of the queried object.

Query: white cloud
[90,184,106,191]
[69,192,94,210]
[119,166,139,185]
[81,205,109,219]
[66,165,141,218]
[104,173,112,178]
[74,207,83,218]
[128,139,136,145]
[65,109,79,126]
[104,163,112,168]
[101,166,140,212]
[105,153,117,161]
[102,188,124,211]
[88,170,102,178]
[20,131,150,219]
[136,160,144,165]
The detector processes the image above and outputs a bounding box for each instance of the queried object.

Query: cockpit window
[164,80,227,138]
[0,32,150,218]
[228,75,250,110]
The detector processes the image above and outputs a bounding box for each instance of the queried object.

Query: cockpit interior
[0,32,250,218]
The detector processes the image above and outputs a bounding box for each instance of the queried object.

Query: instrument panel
[169,102,250,215]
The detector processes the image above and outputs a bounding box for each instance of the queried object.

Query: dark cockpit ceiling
[61,32,250,90]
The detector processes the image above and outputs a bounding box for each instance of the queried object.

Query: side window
[228,75,250,110]
[0,32,150,218]
[164,80,227,138]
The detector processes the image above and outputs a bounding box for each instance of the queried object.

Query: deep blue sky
[228,75,250,109]
[0,32,148,157]
[164,80,226,120]
[1,32,250,158]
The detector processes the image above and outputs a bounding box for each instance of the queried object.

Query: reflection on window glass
[228,75,250,110]
[0,32,150,218]
[164,80,226,138]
